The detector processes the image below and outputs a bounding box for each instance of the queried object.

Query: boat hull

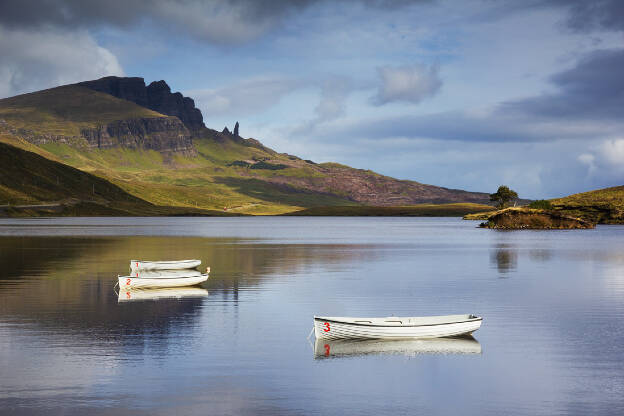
[130,259,201,271]
[314,315,482,340]
[118,274,208,289]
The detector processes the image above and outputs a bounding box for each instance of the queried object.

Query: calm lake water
[1,217,624,415]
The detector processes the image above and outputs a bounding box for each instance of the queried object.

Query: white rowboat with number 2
[118,272,208,289]
[314,314,482,340]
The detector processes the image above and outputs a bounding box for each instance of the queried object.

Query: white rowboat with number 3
[314,314,482,340]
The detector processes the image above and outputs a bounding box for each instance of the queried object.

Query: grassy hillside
[550,186,624,224]
[0,141,238,217]
[0,85,163,137]
[15,133,352,215]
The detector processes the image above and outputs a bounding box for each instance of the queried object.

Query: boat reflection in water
[314,336,481,359]
[118,287,209,303]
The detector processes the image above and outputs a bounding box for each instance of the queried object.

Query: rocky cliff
[78,77,205,132]
[81,116,195,155]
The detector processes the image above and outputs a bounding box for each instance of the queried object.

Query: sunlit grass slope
[550,186,624,224]
[14,132,354,215]
[0,141,239,217]
[0,85,163,136]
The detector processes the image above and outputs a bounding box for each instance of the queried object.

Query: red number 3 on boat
[323,322,331,332]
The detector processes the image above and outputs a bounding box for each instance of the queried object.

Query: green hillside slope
[550,186,624,224]
[0,141,234,217]
[0,85,164,136]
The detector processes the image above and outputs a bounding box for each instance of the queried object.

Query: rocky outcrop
[479,208,595,229]
[552,203,624,224]
[78,77,149,107]
[80,116,195,155]
[0,120,76,146]
[233,121,240,137]
[78,77,205,132]
[145,81,205,132]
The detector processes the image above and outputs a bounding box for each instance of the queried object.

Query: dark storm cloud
[504,49,624,120]
[497,0,624,33]
[552,0,624,32]
[0,0,431,43]
[0,0,307,27]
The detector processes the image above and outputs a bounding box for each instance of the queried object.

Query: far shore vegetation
[282,203,494,217]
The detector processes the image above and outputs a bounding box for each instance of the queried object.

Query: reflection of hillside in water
[0,236,380,349]
[0,237,120,280]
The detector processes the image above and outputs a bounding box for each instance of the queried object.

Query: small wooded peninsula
[478,207,595,229]
[464,186,624,228]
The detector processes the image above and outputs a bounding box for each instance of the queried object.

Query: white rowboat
[314,337,481,359]
[130,259,201,271]
[118,273,208,289]
[314,314,482,340]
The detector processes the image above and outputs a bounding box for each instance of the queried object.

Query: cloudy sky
[1,0,623,198]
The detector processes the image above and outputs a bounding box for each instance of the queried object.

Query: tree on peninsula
[490,185,518,209]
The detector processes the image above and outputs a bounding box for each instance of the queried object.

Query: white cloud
[313,77,352,123]
[599,138,624,165]
[578,153,596,173]
[372,63,442,105]
[0,27,123,98]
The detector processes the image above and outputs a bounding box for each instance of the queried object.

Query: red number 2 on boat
[323,322,331,332]
[126,278,131,285]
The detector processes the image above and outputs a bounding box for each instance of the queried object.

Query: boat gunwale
[314,316,482,328]
[130,260,200,264]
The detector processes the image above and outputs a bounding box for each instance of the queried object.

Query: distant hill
[550,186,624,224]
[0,76,491,215]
